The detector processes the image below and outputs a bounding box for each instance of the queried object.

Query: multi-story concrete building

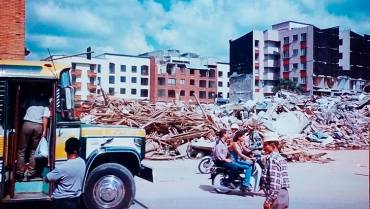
[0,0,25,60]
[140,49,229,104]
[49,53,151,102]
[95,53,151,100]
[229,21,370,101]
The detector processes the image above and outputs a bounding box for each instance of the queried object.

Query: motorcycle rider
[262,133,290,209]
[229,131,253,191]
[212,129,252,191]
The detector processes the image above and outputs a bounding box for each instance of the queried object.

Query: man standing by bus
[46,137,86,209]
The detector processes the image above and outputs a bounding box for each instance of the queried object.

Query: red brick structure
[0,0,25,60]
[148,57,217,104]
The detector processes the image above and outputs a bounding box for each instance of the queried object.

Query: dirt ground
[132,150,369,209]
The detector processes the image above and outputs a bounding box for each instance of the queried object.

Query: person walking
[262,133,290,209]
[46,137,86,209]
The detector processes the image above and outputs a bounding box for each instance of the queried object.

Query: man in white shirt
[17,96,50,179]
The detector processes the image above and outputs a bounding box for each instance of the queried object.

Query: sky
[26,0,370,61]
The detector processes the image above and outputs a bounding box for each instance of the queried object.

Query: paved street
[3,150,368,209]
[132,150,369,209]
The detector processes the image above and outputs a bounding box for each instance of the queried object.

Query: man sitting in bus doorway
[46,137,86,209]
[16,92,50,179]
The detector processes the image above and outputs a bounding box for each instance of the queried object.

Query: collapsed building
[229,21,370,102]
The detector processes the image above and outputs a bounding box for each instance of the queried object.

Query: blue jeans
[220,161,252,188]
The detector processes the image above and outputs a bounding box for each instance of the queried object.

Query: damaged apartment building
[140,50,229,104]
[229,21,370,102]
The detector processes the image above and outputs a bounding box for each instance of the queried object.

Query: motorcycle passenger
[212,129,252,191]
[230,131,253,191]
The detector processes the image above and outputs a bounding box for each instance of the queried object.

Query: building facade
[51,53,151,102]
[141,50,229,104]
[0,0,25,60]
[229,21,370,101]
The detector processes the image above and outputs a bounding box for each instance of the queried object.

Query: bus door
[2,80,55,201]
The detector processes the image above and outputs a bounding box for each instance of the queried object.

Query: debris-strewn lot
[79,91,369,163]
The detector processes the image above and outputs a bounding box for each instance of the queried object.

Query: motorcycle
[211,160,265,195]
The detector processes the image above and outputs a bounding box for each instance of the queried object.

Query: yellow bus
[0,60,153,209]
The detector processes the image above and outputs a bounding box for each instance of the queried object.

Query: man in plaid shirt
[262,133,290,209]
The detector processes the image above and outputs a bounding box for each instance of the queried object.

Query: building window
[293,63,298,70]
[301,48,307,56]
[141,78,148,86]
[227,82,230,87]
[168,78,176,85]
[300,77,306,84]
[301,33,307,41]
[218,71,223,77]
[209,69,216,78]
[190,91,195,96]
[120,88,126,94]
[109,76,115,84]
[158,77,166,85]
[141,65,149,75]
[283,51,289,58]
[109,88,114,96]
[199,91,206,99]
[168,90,175,98]
[293,49,298,56]
[293,77,298,83]
[218,81,223,87]
[200,71,207,77]
[140,89,148,97]
[283,37,289,44]
[120,76,126,82]
[97,77,101,85]
[90,77,95,83]
[180,90,185,96]
[180,79,185,85]
[301,63,307,69]
[284,65,289,72]
[158,89,166,97]
[190,79,195,85]
[90,64,95,71]
[121,65,126,72]
[293,35,298,41]
[199,80,207,88]
[209,81,216,88]
[190,69,195,75]
[131,66,137,73]
[208,92,215,99]
[131,77,137,83]
[97,64,101,73]
[109,63,115,74]
[131,89,137,95]
[255,40,259,47]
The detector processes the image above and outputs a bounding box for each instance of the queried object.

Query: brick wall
[0,0,25,60]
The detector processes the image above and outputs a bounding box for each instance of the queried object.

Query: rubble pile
[79,96,217,160]
[79,91,369,162]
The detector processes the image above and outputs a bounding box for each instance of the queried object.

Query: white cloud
[26,0,369,61]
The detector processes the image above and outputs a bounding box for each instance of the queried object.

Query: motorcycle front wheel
[198,157,214,174]
[212,172,232,194]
